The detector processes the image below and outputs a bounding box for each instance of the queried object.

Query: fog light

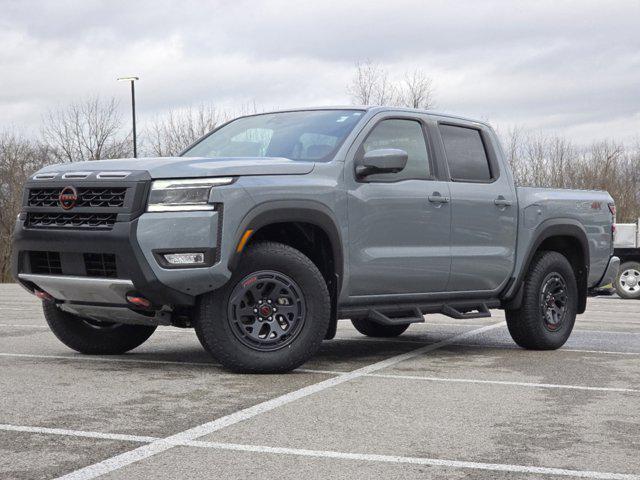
[163,252,205,265]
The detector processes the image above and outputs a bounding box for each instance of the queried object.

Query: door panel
[438,123,517,293]
[447,181,517,292]
[347,180,451,296]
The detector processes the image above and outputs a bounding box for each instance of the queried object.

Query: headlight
[147,177,235,212]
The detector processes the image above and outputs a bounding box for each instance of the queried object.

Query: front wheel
[506,251,578,350]
[615,261,640,299]
[43,301,157,354]
[194,242,331,373]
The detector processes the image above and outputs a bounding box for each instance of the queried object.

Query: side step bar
[368,307,425,326]
[340,300,497,326]
[441,303,491,320]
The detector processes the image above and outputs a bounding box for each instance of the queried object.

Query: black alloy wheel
[539,272,568,332]
[227,270,307,352]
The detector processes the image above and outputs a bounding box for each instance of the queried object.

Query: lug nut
[268,316,272,320]
[267,299,272,304]
[253,308,258,313]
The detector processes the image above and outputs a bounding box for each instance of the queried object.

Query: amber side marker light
[236,229,254,253]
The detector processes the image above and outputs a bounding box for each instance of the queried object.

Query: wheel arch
[228,201,343,339]
[229,201,343,279]
[504,219,590,313]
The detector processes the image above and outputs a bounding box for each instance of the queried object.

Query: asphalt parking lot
[1,284,639,480]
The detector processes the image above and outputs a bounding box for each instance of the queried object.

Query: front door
[347,116,452,298]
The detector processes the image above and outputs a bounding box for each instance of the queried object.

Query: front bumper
[12,211,231,307]
[595,255,620,288]
[18,274,134,304]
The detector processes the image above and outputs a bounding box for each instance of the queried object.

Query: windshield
[182,109,365,161]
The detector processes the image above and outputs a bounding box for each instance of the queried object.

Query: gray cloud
[1,0,638,144]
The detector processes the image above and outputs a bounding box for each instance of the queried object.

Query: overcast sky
[1,0,639,144]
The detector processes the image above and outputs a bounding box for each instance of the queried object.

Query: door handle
[428,193,450,204]
[494,196,512,207]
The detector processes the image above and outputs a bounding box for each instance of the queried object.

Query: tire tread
[506,251,577,350]
[194,241,330,373]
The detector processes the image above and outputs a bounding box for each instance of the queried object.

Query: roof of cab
[252,105,491,129]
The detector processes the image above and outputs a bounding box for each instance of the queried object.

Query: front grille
[84,253,117,278]
[29,251,62,274]
[28,187,127,208]
[26,212,117,229]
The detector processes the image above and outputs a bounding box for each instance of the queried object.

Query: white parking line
[0,352,220,368]
[1,351,636,394]
[186,440,640,480]
[365,373,640,394]
[0,424,157,443]
[54,322,505,480]
[456,343,640,356]
[0,324,48,328]
[1,423,637,480]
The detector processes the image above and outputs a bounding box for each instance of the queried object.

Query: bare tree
[347,60,435,109]
[504,129,640,222]
[0,132,54,281]
[42,96,131,162]
[400,69,436,109]
[147,104,227,157]
[347,60,401,106]
[347,60,380,105]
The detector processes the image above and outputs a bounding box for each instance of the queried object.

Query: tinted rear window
[439,125,492,181]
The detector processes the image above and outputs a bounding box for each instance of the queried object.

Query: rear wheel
[615,261,640,299]
[194,242,330,373]
[351,318,410,337]
[506,251,578,350]
[43,301,156,354]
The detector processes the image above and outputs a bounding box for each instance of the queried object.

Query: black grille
[26,212,117,229]
[84,253,117,278]
[28,187,127,208]
[29,251,62,274]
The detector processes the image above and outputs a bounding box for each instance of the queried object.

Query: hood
[35,156,315,179]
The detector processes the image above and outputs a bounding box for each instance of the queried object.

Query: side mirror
[356,148,408,178]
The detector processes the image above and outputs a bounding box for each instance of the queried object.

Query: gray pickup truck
[12,107,619,372]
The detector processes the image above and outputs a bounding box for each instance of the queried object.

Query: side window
[439,124,492,182]
[359,119,430,181]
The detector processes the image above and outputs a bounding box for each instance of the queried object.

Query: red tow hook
[126,294,153,309]
[34,289,54,301]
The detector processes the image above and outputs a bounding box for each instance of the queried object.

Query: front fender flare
[228,200,344,288]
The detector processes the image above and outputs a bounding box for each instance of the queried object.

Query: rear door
[436,122,517,293]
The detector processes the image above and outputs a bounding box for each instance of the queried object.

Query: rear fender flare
[503,219,589,312]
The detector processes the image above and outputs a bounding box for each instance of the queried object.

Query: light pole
[117,76,139,158]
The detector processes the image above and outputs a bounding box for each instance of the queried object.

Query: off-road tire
[43,301,157,354]
[194,241,331,373]
[506,251,578,350]
[615,261,640,299]
[351,318,410,337]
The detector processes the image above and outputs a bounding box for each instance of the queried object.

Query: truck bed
[515,187,614,287]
